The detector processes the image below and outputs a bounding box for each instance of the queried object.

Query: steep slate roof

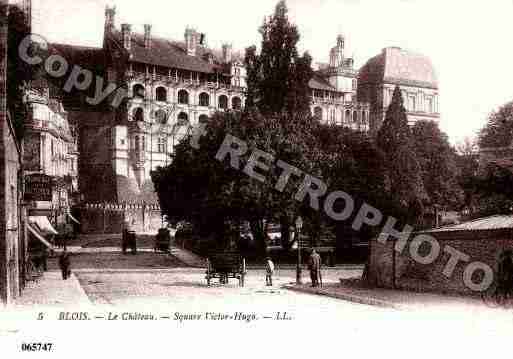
[112,31,234,74]
[426,215,513,232]
[358,47,438,89]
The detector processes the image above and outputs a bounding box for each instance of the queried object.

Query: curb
[283,285,404,310]
[70,273,93,305]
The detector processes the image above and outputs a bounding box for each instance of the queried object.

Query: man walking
[265,256,275,286]
[59,249,71,280]
[308,248,321,287]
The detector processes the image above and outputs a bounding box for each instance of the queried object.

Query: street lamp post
[295,216,303,285]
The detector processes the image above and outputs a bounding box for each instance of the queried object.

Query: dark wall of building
[68,110,118,203]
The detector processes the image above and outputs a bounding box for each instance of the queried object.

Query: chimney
[144,24,152,48]
[222,43,232,63]
[121,23,132,50]
[185,27,197,56]
[104,6,116,33]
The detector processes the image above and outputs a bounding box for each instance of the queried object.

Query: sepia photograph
[1,0,513,357]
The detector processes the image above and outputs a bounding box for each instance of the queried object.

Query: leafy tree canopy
[376,86,428,224]
[412,120,464,208]
[479,101,513,148]
[244,0,313,118]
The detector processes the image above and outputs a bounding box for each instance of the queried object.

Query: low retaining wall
[77,203,164,234]
[368,229,513,295]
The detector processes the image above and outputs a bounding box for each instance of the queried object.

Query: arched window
[218,95,228,110]
[232,97,242,110]
[352,111,358,123]
[133,84,145,99]
[314,107,323,122]
[133,107,144,122]
[199,92,210,107]
[362,111,367,126]
[345,110,351,124]
[134,135,140,151]
[198,114,209,124]
[156,87,167,102]
[178,90,189,105]
[154,109,168,125]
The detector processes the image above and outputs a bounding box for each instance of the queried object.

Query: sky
[30,0,513,145]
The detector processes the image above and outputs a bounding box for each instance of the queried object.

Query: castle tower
[104,5,116,34]
[329,34,345,68]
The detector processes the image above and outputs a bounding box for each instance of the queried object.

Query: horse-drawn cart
[205,251,246,287]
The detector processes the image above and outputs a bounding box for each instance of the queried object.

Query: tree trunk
[280,214,292,250]
[250,219,267,256]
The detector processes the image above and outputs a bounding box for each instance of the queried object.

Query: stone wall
[77,203,163,234]
[368,229,513,295]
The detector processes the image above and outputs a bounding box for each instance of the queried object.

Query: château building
[98,6,247,203]
[357,46,440,135]
[74,7,371,206]
[21,4,439,233]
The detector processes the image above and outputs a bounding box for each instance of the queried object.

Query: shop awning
[27,223,53,249]
[66,212,80,225]
[28,216,58,236]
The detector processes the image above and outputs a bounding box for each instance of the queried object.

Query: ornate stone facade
[101,6,247,202]
[310,35,370,132]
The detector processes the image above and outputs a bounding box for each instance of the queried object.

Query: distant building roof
[426,215,513,233]
[358,47,438,89]
[309,73,335,91]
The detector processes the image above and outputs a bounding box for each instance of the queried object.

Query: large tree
[377,86,428,226]
[412,120,463,210]
[152,110,317,255]
[479,101,513,148]
[244,0,313,118]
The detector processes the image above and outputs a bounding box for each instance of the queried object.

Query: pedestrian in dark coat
[59,249,71,280]
[308,248,321,287]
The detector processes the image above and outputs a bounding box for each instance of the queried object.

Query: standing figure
[265,256,275,286]
[122,216,130,254]
[129,219,137,254]
[59,249,71,280]
[308,248,321,287]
